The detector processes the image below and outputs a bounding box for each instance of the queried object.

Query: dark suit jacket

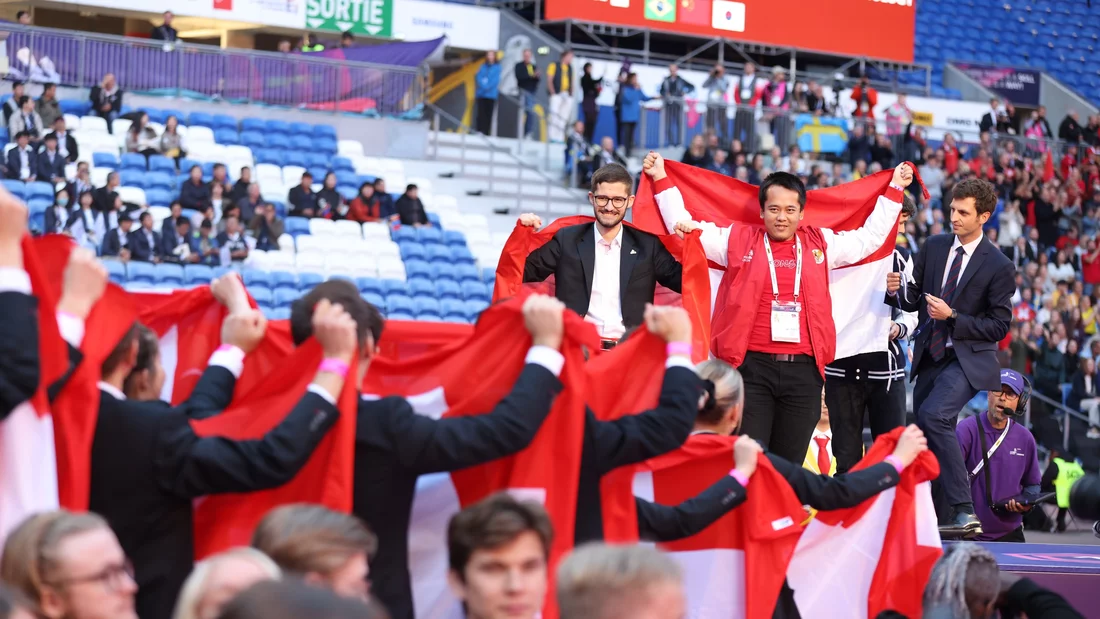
[36,149,65,181]
[980,112,996,134]
[179,181,211,210]
[89,86,123,118]
[0,292,39,419]
[93,186,118,213]
[574,366,700,544]
[100,227,129,257]
[891,234,1014,391]
[6,147,35,180]
[160,231,190,262]
[44,205,70,235]
[129,228,162,262]
[355,364,562,619]
[45,130,79,163]
[1068,371,1098,412]
[524,224,683,332]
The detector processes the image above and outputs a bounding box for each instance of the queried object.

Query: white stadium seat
[187,126,216,145]
[407,177,432,193]
[112,119,132,138]
[117,186,146,206]
[361,222,391,241]
[63,114,81,130]
[264,251,295,270]
[80,116,109,134]
[282,166,307,186]
[332,220,364,238]
[277,234,296,253]
[295,235,326,253]
[296,252,326,271]
[308,218,337,236]
[377,256,406,280]
[255,163,283,184]
[337,140,364,157]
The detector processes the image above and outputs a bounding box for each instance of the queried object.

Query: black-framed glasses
[592,195,630,208]
[49,559,135,592]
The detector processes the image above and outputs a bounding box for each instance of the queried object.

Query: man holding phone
[956,369,1043,542]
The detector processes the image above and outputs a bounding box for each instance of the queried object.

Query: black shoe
[939,512,983,540]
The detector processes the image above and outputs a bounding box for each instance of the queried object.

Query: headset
[1002,375,1033,418]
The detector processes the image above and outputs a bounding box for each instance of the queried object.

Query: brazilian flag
[645,0,676,22]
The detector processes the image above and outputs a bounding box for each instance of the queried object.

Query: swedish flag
[795,115,849,155]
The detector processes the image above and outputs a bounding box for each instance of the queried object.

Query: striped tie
[929,246,966,362]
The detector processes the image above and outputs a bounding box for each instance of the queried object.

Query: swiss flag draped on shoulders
[493,215,712,363]
[632,161,927,361]
[371,293,597,619]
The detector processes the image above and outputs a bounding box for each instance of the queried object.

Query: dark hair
[758,172,807,211]
[43,82,55,91]
[101,322,142,378]
[373,177,385,186]
[17,95,30,107]
[589,163,633,193]
[901,193,917,220]
[170,200,182,210]
[122,325,160,395]
[217,580,390,619]
[302,171,313,179]
[200,218,213,230]
[951,178,998,216]
[448,493,553,579]
[358,181,374,194]
[405,183,418,192]
[15,10,27,19]
[289,280,384,350]
[43,133,56,142]
[190,164,202,174]
[139,212,152,224]
[213,163,225,171]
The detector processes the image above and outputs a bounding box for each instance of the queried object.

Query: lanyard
[970,418,1011,479]
[762,235,802,301]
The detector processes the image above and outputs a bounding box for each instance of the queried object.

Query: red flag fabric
[492,215,712,363]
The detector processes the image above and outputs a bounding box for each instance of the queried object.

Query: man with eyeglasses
[518,163,683,350]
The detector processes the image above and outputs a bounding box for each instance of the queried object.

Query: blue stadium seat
[316,138,338,155]
[267,134,291,150]
[241,118,266,133]
[328,274,356,287]
[436,280,461,299]
[240,132,265,150]
[27,212,44,235]
[128,262,156,284]
[120,153,147,171]
[357,174,377,186]
[26,198,51,216]
[313,124,338,140]
[250,286,274,307]
[289,135,313,152]
[357,277,383,294]
[441,299,467,321]
[451,247,476,264]
[120,170,147,188]
[464,299,490,321]
[215,129,241,146]
[462,281,490,302]
[265,119,291,135]
[257,304,275,317]
[454,264,481,282]
[274,288,300,309]
[148,155,176,174]
[481,268,495,284]
[304,153,330,169]
[92,152,119,169]
[400,243,428,262]
[59,99,91,116]
[308,168,329,184]
[387,294,415,315]
[0,180,25,199]
[212,114,238,131]
[285,217,310,236]
[266,200,287,218]
[289,122,313,136]
[284,151,308,168]
[189,112,216,128]
[431,263,457,282]
[392,227,417,244]
[255,149,286,166]
[331,156,355,173]
[178,158,199,174]
[298,271,324,289]
[405,260,432,280]
[415,297,441,316]
[363,292,386,310]
[408,278,435,297]
[388,312,415,321]
[269,308,291,321]
[183,265,214,285]
[270,271,297,292]
[154,264,185,286]
[145,172,174,191]
[422,245,450,264]
[105,260,127,284]
[426,212,441,228]
[26,182,53,200]
[418,227,444,245]
[337,186,358,202]
[443,230,467,247]
[243,269,272,288]
[382,279,408,296]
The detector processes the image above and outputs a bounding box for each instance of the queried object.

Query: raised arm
[823,164,909,269]
[519,215,560,283]
[643,152,731,266]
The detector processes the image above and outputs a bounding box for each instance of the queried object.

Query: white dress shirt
[940,234,983,348]
[586,223,626,340]
[17,147,30,180]
[806,427,834,473]
[56,131,68,158]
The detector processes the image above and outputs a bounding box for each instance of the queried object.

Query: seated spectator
[46,116,79,164]
[707,149,732,176]
[288,172,315,218]
[36,133,66,185]
[129,211,162,263]
[101,209,134,260]
[44,187,71,235]
[346,181,389,223]
[2,82,24,125]
[1071,356,1100,427]
[395,183,429,227]
[191,219,221,266]
[591,136,627,169]
[217,580,388,619]
[230,166,252,205]
[36,82,61,128]
[180,165,211,210]
[1050,249,1077,283]
[160,115,187,164]
[162,217,196,264]
[237,182,262,224]
[5,131,36,181]
[65,189,106,252]
[94,171,121,213]
[251,504,376,601]
[871,134,894,170]
[316,171,344,219]
[217,204,241,235]
[217,215,249,262]
[89,73,123,134]
[209,163,232,197]
[248,203,284,252]
[211,183,228,222]
[0,510,138,619]
[161,201,185,239]
[372,178,394,219]
[172,548,280,619]
[680,134,712,169]
[7,96,42,144]
[125,112,160,160]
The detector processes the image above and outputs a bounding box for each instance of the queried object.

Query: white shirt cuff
[57,311,85,348]
[0,268,32,295]
[307,383,337,405]
[666,356,695,370]
[208,346,246,378]
[525,345,565,377]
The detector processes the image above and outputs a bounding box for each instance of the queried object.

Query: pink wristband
[666,342,692,357]
[884,455,905,473]
[318,358,349,378]
[729,469,751,488]
[215,344,235,353]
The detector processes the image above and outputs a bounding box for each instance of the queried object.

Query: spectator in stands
[805,80,832,116]
[617,73,651,158]
[35,82,60,128]
[885,93,912,155]
[871,134,895,170]
[94,170,120,213]
[125,113,159,160]
[217,203,240,235]
[1033,105,1054,140]
[159,115,186,165]
[299,33,323,52]
[90,73,123,134]
[249,202,283,252]
[446,493,552,619]
[277,40,292,53]
[172,548,280,619]
[128,211,163,262]
[251,504,375,601]
[849,75,877,123]
[475,50,501,136]
[2,82,23,125]
[546,49,575,143]
[680,134,712,169]
[217,215,249,262]
[709,149,731,176]
[230,165,252,204]
[288,171,315,217]
[315,171,344,219]
[1069,356,1100,425]
[347,181,388,223]
[980,98,1000,135]
[847,123,872,169]
[66,186,106,252]
[192,219,220,266]
[515,49,540,139]
[211,183,229,223]
[5,132,35,181]
[591,136,627,169]
[658,64,694,148]
[151,11,178,42]
[161,201,184,239]
[1030,328,1065,409]
[36,132,65,185]
[372,178,394,219]
[557,544,683,619]
[219,580,388,619]
[1059,109,1084,145]
[209,163,232,195]
[15,10,30,25]
[395,183,429,227]
[702,63,730,141]
[920,153,945,207]
[101,209,133,260]
[580,62,601,144]
[237,182,262,224]
[339,31,354,48]
[8,96,42,143]
[180,165,211,210]
[0,511,138,619]
[47,116,78,164]
[44,187,70,235]
[162,217,195,264]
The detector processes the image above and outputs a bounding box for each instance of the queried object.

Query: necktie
[814,435,831,476]
[929,246,966,361]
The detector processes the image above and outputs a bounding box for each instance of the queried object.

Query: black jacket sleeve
[367,364,562,475]
[1000,577,1084,619]
[589,366,700,474]
[523,232,561,283]
[652,238,683,294]
[153,390,340,498]
[46,344,83,404]
[178,366,239,419]
[636,475,746,542]
[0,292,40,419]
[768,453,901,511]
[890,237,926,314]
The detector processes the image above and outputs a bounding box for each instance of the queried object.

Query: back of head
[556,544,682,619]
[172,547,281,619]
[250,504,377,578]
[447,492,553,577]
[694,359,742,425]
[923,543,1000,619]
[0,510,110,606]
[216,580,389,619]
[289,280,383,349]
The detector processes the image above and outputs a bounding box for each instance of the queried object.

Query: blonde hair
[556,544,682,619]
[0,511,111,606]
[694,359,743,424]
[172,547,281,619]
[251,505,376,577]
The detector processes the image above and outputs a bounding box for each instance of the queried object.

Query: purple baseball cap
[1000,369,1026,395]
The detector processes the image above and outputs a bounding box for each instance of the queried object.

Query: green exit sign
[305,0,392,37]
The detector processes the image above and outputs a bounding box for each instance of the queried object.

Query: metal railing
[1029,389,1093,453]
[0,24,426,116]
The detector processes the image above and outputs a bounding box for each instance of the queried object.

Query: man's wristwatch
[947,308,958,327]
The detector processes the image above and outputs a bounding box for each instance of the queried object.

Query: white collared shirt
[940,234,983,348]
[57,132,68,157]
[586,223,625,340]
[97,381,127,400]
[17,147,29,179]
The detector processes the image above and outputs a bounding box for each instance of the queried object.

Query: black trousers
[475,97,495,136]
[824,377,906,474]
[739,352,824,463]
[582,98,598,143]
[619,122,636,158]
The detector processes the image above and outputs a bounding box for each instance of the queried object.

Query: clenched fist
[523,294,565,350]
[642,151,667,181]
[886,271,902,294]
[892,163,914,188]
[518,213,543,228]
[674,220,699,239]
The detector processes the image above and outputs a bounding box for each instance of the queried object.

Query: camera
[1070,474,1100,521]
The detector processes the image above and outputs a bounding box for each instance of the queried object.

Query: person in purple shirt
[956,369,1042,542]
